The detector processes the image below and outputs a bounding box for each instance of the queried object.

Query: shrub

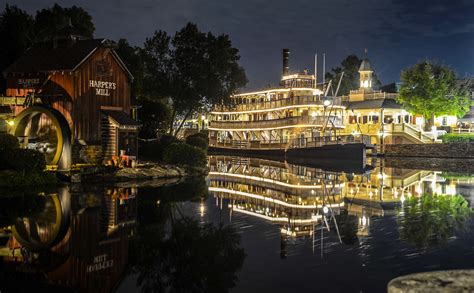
[0,133,19,150]
[140,135,180,161]
[5,148,46,173]
[186,133,208,151]
[439,133,474,143]
[0,170,57,187]
[163,143,206,167]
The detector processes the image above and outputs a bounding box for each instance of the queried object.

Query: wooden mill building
[2,36,139,162]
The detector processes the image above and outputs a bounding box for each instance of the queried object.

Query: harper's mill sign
[89,80,117,96]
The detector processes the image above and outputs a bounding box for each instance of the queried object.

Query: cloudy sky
[4,0,474,89]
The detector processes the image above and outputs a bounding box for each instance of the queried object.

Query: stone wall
[384,143,474,159]
[385,157,474,174]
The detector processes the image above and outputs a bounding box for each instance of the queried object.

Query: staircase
[383,123,434,144]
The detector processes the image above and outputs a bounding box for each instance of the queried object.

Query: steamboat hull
[208,143,367,173]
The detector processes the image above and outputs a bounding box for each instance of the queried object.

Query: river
[0,155,473,292]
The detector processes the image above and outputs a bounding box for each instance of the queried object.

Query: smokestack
[282,49,290,76]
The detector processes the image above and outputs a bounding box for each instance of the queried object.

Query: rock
[388,270,474,293]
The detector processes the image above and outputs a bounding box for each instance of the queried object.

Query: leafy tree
[115,39,144,100]
[397,61,471,129]
[137,98,172,138]
[325,55,381,96]
[34,3,95,40]
[0,3,95,93]
[141,23,247,136]
[0,4,35,93]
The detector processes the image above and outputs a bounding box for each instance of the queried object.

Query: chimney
[282,49,290,76]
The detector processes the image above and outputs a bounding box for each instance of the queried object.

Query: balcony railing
[341,92,398,102]
[209,115,343,130]
[213,95,343,113]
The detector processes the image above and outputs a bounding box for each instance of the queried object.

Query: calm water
[0,156,473,292]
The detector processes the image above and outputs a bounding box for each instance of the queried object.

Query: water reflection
[0,185,137,292]
[0,156,472,292]
[130,177,245,293]
[398,194,471,248]
[0,178,245,293]
[208,155,473,251]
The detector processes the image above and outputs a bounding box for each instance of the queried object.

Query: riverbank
[69,161,207,184]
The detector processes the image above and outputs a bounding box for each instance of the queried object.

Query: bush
[0,133,19,150]
[0,170,57,187]
[439,133,474,143]
[163,143,206,167]
[140,135,180,161]
[5,148,46,173]
[185,133,208,151]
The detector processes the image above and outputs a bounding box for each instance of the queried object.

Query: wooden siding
[5,44,132,145]
[73,47,131,143]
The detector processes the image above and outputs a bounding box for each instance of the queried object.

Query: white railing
[214,95,343,113]
[453,128,474,133]
[383,123,433,143]
[209,115,343,130]
[211,134,372,150]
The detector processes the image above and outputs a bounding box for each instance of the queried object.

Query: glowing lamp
[323,98,331,107]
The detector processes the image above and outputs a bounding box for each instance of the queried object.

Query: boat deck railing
[288,134,373,149]
[209,115,343,130]
[214,95,343,113]
[210,134,373,150]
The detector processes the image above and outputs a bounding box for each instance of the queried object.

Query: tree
[141,23,247,136]
[397,61,471,129]
[325,55,381,96]
[34,3,95,40]
[0,4,35,93]
[0,3,95,94]
[138,99,172,138]
[115,39,144,99]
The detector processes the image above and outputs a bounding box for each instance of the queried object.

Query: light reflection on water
[0,156,472,292]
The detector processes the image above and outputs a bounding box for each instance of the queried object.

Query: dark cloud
[2,0,473,89]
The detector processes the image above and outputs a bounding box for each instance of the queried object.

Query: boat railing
[214,95,343,113]
[209,115,343,130]
[288,134,373,149]
[210,134,372,150]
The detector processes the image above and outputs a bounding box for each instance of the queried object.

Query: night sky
[4,0,474,90]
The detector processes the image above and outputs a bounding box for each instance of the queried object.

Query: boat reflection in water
[0,186,137,292]
[207,155,472,255]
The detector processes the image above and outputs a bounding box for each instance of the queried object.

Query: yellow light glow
[210,104,345,115]
[232,87,319,97]
[209,187,344,209]
[209,172,342,189]
[232,206,322,224]
[208,123,345,131]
